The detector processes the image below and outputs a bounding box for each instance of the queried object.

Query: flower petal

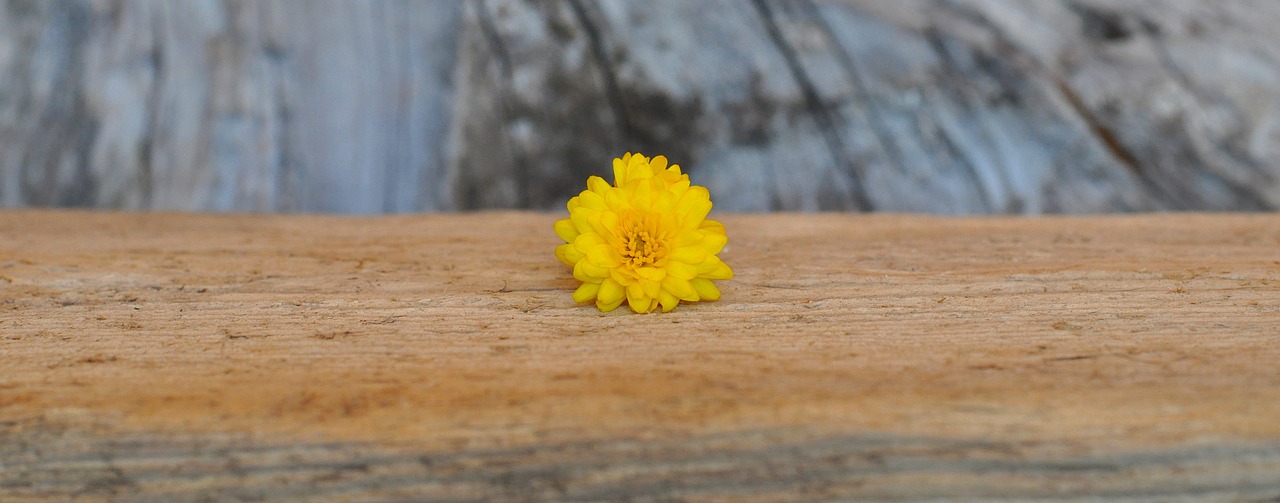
[695,255,733,278]
[701,260,734,280]
[626,283,652,313]
[699,219,725,235]
[570,208,595,236]
[574,259,609,282]
[667,176,690,194]
[572,282,601,303]
[651,155,668,172]
[658,290,679,312]
[666,259,698,280]
[577,190,606,210]
[661,275,698,301]
[690,278,721,301]
[675,229,704,247]
[597,296,624,312]
[598,278,625,306]
[587,244,622,268]
[613,156,628,186]
[669,244,707,264]
[635,266,665,282]
[554,218,579,243]
[555,243,583,267]
[676,186,711,219]
[627,153,653,181]
[642,278,661,298]
[587,175,611,194]
[632,175,653,207]
[611,268,635,286]
[699,232,728,255]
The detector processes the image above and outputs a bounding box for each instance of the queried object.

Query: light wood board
[2,211,1279,501]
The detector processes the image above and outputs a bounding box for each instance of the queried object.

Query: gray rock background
[2,0,1278,214]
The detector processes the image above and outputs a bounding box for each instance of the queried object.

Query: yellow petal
[585,210,612,238]
[632,175,653,207]
[572,282,600,303]
[666,260,698,280]
[690,278,721,301]
[669,245,707,264]
[658,290,679,312]
[699,232,727,254]
[628,153,652,181]
[626,283,652,313]
[701,260,734,280]
[642,278,661,298]
[675,229,704,246]
[635,266,665,282]
[555,243,584,267]
[587,244,621,268]
[695,255,730,274]
[574,259,609,282]
[604,189,627,211]
[611,268,635,286]
[651,155,668,172]
[577,190,606,210]
[613,156,628,186]
[572,232,605,252]
[570,208,595,235]
[598,278,625,306]
[599,211,619,239]
[699,219,726,234]
[661,275,698,301]
[587,175,610,194]
[554,219,578,243]
[675,186,710,213]
[597,296,624,312]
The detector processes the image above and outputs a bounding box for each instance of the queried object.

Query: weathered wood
[4,1,1280,213]
[1,211,1279,500]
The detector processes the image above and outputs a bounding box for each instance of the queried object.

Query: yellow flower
[554,153,733,313]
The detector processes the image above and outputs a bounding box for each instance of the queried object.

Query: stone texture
[2,0,1279,213]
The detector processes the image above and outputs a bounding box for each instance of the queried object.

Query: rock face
[2,0,1279,213]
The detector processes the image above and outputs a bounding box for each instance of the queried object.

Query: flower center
[618,213,667,268]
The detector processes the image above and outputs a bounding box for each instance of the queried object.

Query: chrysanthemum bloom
[554,153,733,313]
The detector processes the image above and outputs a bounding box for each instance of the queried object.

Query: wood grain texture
[2,211,1280,501]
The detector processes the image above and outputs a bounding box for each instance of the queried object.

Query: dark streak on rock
[18,3,99,208]
[921,30,999,212]
[797,0,907,191]
[750,0,871,211]
[474,0,527,208]
[944,2,1184,210]
[567,0,635,147]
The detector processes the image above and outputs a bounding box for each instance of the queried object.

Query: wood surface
[2,210,1279,501]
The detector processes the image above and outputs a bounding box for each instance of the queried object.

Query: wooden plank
[1,210,1279,501]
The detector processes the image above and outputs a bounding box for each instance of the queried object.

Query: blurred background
[1,0,1278,214]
